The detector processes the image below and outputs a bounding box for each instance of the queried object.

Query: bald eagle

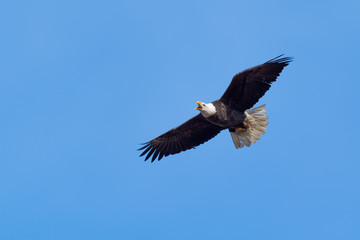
[139,55,292,161]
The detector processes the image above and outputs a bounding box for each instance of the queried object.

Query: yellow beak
[195,101,203,110]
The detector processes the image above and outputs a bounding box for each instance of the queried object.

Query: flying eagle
[139,55,292,162]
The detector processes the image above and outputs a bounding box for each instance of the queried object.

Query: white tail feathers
[230,105,269,149]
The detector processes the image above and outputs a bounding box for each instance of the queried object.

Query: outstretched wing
[138,114,224,162]
[220,55,292,112]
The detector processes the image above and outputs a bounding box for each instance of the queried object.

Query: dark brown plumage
[139,114,223,162]
[220,56,292,111]
[139,55,292,162]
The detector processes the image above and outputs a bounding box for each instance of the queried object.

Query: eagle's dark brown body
[206,100,246,129]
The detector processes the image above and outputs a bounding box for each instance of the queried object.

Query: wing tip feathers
[266,54,294,65]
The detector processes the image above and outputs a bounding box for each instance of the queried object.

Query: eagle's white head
[195,101,216,118]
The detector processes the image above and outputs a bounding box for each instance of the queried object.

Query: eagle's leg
[229,122,248,132]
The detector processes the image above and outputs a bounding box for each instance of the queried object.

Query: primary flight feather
[139,55,293,162]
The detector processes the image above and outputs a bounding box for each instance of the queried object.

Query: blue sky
[0,0,359,239]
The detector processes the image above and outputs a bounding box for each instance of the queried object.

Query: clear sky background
[1,0,359,239]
